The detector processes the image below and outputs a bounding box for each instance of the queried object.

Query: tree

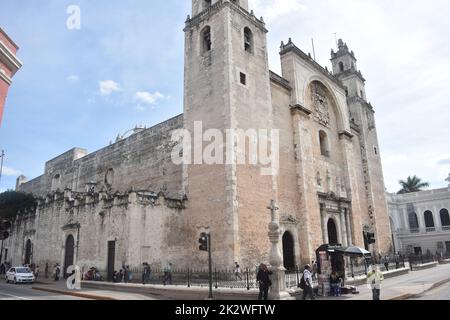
[0,190,37,219]
[397,176,430,194]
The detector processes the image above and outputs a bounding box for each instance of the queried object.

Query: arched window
[319,130,329,157]
[424,211,435,230]
[51,174,61,191]
[244,27,253,52]
[440,209,450,227]
[202,26,212,53]
[408,212,419,231]
[339,62,344,72]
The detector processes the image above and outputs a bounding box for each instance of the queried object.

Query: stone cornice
[0,40,22,76]
[339,130,354,140]
[270,71,291,91]
[335,68,366,83]
[280,40,345,91]
[290,103,312,117]
[185,0,267,33]
[347,96,374,112]
[0,27,19,50]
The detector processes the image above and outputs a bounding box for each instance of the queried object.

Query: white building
[388,175,450,256]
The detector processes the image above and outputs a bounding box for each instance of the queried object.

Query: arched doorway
[64,235,75,278]
[327,219,338,245]
[24,240,32,265]
[282,232,295,270]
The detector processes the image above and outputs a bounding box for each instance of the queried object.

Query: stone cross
[267,200,279,222]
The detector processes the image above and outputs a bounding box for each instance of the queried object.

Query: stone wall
[18,115,184,200]
[5,189,188,273]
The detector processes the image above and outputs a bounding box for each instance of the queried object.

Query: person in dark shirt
[256,263,273,300]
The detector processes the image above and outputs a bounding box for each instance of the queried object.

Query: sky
[0,0,449,193]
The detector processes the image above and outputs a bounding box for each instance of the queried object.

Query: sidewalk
[32,278,157,300]
[324,263,450,300]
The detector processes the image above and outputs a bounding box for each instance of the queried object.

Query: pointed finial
[260,16,264,22]
[251,10,254,16]
[288,37,292,44]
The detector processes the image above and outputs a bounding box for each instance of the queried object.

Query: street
[410,281,450,300]
[0,281,88,300]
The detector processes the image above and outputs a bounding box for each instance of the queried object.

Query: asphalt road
[0,280,88,300]
[410,281,450,300]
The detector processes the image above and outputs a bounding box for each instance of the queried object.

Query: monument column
[267,200,293,300]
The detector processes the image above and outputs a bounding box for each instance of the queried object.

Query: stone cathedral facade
[7,0,392,276]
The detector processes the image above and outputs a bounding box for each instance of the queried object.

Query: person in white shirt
[301,264,315,300]
[366,265,384,300]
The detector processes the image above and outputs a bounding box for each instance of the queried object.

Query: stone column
[339,210,348,246]
[267,200,293,300]
[321,210,329,244]
[345,210,352,245]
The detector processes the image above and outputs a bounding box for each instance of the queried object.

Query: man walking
[234,262,243,281]
[367,265,384,300]
[163,262,173,285]
[301,264,315,300]
[256,264,272,300]
[142,263,151,285]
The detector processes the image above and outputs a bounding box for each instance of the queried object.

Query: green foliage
[398,175,430,194]
[0,190,37,219]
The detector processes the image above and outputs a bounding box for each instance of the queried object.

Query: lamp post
[267,200,293,300]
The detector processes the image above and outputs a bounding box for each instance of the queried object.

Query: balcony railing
[397,226,450,235]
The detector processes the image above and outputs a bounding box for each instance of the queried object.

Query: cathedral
[7,0,392,277]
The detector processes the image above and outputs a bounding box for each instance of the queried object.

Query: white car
[5,267,35,284]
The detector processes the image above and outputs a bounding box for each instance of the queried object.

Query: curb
[32,286,117,300]
[387,277,450,300]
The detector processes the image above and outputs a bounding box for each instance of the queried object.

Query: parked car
[5,267,35,284]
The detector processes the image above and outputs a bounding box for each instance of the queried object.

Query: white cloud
[134,91,164,105]
[66,75,80,83]
[251,0,307,21]
[2,166,23,177]
[99,80,121,96]
[135,105,145,112]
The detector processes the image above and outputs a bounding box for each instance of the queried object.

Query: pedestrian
[256,264,272,300]
[35,265,40,280]
[234,262,242,281]
[118,269,124,282]
[395,254,400,269]
[384,255,389,271]
[54,264,61,281]
[366,265,384,300]
[330,271,342,297]
[127,266,133,283]
[123,265,129,283]
[142,263,151,284]
[0,263,5,275]
[301,264,315,300]
[163,262,173,285]
[45,262,49,279]
[312,260,318,281]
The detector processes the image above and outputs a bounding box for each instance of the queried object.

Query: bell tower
[331,39,392,255]
[183,0,275,268]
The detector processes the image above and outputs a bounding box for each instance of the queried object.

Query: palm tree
[397,176,430,194]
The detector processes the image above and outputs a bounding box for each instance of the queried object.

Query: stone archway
[64,235,75,278]
[327,219,338,245]
[282,231,295,270]
[24,239,32,265]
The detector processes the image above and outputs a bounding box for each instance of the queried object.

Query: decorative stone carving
[316,171,322,186]
[446,173,450,187]
[280,214,298,224]
[312,82,330,127]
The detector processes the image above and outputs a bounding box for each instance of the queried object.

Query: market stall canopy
[335,246,371,256]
